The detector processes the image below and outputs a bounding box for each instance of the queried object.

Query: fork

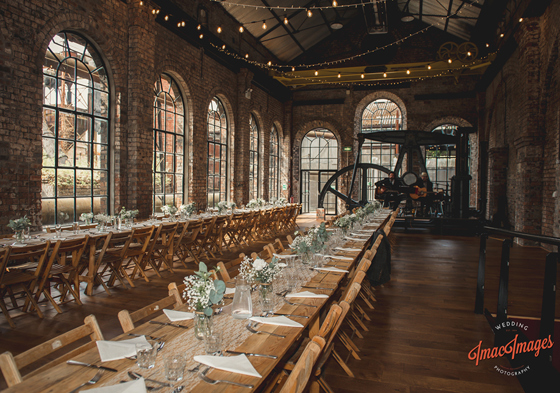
[246,322,286,338]
[199,367,254,389]
[69,370,104,393]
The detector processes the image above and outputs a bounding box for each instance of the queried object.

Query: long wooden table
[2,211,392,393]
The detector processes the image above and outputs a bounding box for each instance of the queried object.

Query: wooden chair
[76,233,113,296]
[170,221,191,267]
[1,244,49,327]
[121,226,156,283]
[168,282,186,305]
[98,230,135,289]
[118,293,181,333]
[0,314,104,387]
[149,222,178,276]
[194,217,217,261]
[216,253,246,283]
[176,219,204,267]
[278,336,326,393]
[31,237,89,313]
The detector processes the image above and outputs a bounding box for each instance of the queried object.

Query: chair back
[6,242,51,270]
[118,294,180,333]
[279,336,326,393]
[0,315,103,387]
[168,282,186,304]
[181,220,203,244]
[126,226,155,257]
[0,247,11,284]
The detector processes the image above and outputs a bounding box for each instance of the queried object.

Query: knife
[67,360,117,372]
[149,320,189,329]
[225,350,277,359]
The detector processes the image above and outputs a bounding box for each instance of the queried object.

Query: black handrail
[475,224,559,374]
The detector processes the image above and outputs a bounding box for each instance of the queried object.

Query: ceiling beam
[256,0,317,40]
[258,0,306,53]
[444,0,454,32]
[419,0,423,22]
[318,7,334,34]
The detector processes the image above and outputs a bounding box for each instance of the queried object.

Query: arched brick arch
[292,120,342,205]
[424,117,473,132]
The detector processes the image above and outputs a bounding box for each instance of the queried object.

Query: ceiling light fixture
[401,15,414,23]
[262,20,267,29]
[331,21,343,29]
[284,16,289,25]
[307,9,313,17]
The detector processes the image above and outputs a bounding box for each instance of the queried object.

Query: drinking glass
[72,222,79,234]
[136,342,158,369]
[23,227,31,240]
[164,354,186,381]
[55,225,62,239]
[204,331,222,355]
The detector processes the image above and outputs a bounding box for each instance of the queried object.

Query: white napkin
[273,253,294,259]
[322,255,353,261]
[344,237,366,242]
[82,378,146,393]
[285,291,329,299]
[193,354,262,378]
[351,232,370,237]
[278,263,287,268]
[249,316,304,328]
[314,267,349,273]
[334,247,362,252]
[163,309,194,321]
[96,336,151,362]
[225,287,236,295]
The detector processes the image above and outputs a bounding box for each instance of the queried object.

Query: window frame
[207,97,229,208]
[249,114,260,200]
[269,125,280,199]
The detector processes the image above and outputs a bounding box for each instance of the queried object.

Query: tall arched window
[249,114,260,200]
[427,124,459,190]
[207,97,228,207]
[300,129,338,214]
[269,125,280,199]
[153,74,185,212]
[42,32,110,225]
[360,98,403,200]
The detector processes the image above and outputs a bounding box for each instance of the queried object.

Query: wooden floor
[1,217,556,392]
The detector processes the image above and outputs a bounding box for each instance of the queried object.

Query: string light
[284,17,289,25]
[448,58,452,63]
[406,69,410,74]
[239,26,244,33]
[152,9,160,15]
[291,66,295,72]
[262,20,267,29]
[164,15,169,21]
[267,61,272,66]
[217,26,222,33]
[181,21,185,27]
[139,1,143,5]
[199,33,203,39]
[361,73,364,78]
[222,44,226,49]
[427,64,431,70]
[197,24,201,30]
[220,1,379,11]
[338,73,341,78]
[383,72,387,77]
[519,18,523,22]
[314,70,319,76]
[332,0,338,6]
[307,9,313,17]
[245,53,249,58]
[486,43,490,47]
[500,33,504,38]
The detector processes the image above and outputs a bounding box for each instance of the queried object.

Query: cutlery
[275,289,289,297]
[246,323,286,338]
[128,333,163,341]
[69,370,104,393]
[188,363,202,372]
[302,285,335,290]
[199,367,254,389]
[67,360,117,372]
[225,350,277,359]
[265,312,309,319]
[171,386,185,393]
[149,320,189,329]
[128,371,174,387]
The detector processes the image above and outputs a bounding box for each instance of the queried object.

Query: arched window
[42,32,110,225]
[300,129,338,214]
[360,98,403,200]
[249,114,260,200]
[427,124,459,190]
[153,73,185,212]
[207,97,228,207]
[269,125,280,199]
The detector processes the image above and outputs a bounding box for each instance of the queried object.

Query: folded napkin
[334,247,362,252]
[249,316,304,328]
[96,336,151,362]
[314,267,349,273]
[285,291,329,299]
[278,263,287,268]
[193,354,261,378]
[163,309,194,321]
[225,287,236,295]
[344,237,366,242]
[82,378,146,393]
[272,253,295,259]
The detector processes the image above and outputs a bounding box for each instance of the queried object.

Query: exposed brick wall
[0,0,287,233]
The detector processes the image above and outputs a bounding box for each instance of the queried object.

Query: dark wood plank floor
[1,219,556,392]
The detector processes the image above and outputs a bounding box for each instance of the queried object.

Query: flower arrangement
[289,232,313,255]
[161,204,178,216]
[80,212,94,222]
[217,201,229,214]
[274,197,287,206]
[94,213,111,224]
[333,215,352,230]
[7,216,31,232]
[179,202,196,216]
[119,207,139,219]
[239,256,282,284]
[228,201,237,210]
[58,211,69,223]
[246,199,259,209]
[183,262,225,316]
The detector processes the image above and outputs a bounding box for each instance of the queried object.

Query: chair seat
[1,271,36,286]
[47,263,74,276]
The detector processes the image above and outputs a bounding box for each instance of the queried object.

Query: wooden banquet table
[2,211,392,393]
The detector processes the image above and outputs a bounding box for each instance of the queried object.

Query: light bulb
[406,69,410,74]
[262,21,267,29]
[448,58,452,63]
[268,61,272,66]
[500,33,504,38]
[427,64,431,70]
[486,43,490,47]
[292,66,295,72]
[519,18,523,22]
[361,74,364,79]
[338,73,341,78]
[307,9,313,17]
[197,24,201,30]
[383,72,387,77]
[199,34,203,39]
[222,45,226,49]
[217,26,222,33]
[177,22,181,27]
[314,70,318,76]
[245,53,249,58]
[467,51,471,56]
[181,21,185,27]
[332,0,338,6]
[284,17,289,25]
[239,26,244,33]
[164,15,168,21]
[139,1,143,5]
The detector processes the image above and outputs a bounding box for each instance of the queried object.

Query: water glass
[23,227,30,240]
[136,342,158,369]
[55,225,62,239]
[164,354,186,381]
[204,331,222,355]
[72,222,79,234]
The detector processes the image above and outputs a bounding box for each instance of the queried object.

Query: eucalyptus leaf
[209,289,222,304]
[214,280,226,294]
[199,262,208,273]
[203,307,213,317]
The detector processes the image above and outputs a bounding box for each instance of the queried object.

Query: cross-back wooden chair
[193,216,217,261]
[30,237,89,313]
[335,283,363,368]
[216,253,246,283]
[1,244,49,327]
[176,219,204,267]
[76,233,113,296]
[278,336,326,393]
[238,212,258,246]
[223,213,244,250]
[121,226,156,283]
[202,215,229,258]
[0,314,103,387]
[170,221,190,266]
[149,222,178,276]
[118,293,181,333]
[98,230,135,289]
[168,281,186,305]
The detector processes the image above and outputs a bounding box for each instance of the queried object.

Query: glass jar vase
[194,311,213,340]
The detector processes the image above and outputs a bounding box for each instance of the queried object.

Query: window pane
[57,169,74,197]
